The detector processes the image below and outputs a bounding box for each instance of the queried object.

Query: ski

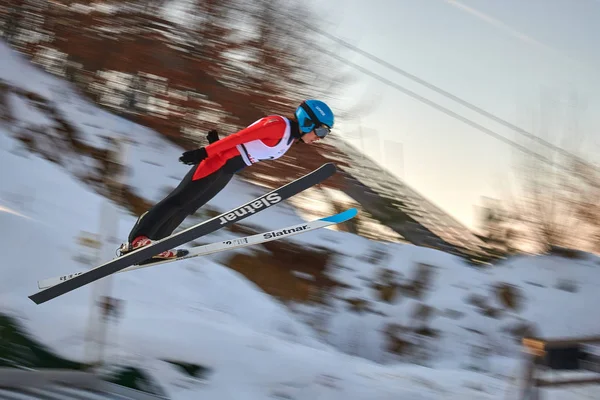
[37,208,358,290]
[29,162,337,304]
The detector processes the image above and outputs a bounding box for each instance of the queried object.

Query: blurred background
[0,1,599,399]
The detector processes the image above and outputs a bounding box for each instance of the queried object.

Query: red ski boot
[118,235,184,262]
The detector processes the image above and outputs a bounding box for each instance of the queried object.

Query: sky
[305,0,600,230]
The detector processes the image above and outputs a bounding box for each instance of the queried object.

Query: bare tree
[496,90,599,254]
[569,158,600,252]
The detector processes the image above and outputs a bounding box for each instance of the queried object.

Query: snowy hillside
[1,41,600,399]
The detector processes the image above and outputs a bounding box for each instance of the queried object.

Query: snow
[1,41,600,399]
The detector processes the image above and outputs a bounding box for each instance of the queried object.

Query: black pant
[128,163,235,242]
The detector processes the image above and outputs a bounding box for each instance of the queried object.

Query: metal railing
[0,368,168,400]
[519,335,600,399]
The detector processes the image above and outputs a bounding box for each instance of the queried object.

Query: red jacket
[192,116,289,180]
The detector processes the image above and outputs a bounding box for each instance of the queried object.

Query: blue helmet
[295,99,334,138]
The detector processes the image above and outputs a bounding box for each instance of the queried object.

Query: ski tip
[320,208,358,223]
[322,162,337,172]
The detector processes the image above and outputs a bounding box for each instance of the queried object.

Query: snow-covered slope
[1,41,599,399]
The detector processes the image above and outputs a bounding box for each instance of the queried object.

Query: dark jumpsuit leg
[151,170,234,239]
[127,165,232,242]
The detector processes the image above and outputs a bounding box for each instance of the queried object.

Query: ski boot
[117,236,188,265]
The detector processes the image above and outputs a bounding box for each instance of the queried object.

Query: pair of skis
[29,163,353,304]
[37,207,357,290]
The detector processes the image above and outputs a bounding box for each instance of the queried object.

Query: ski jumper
[128,116,295,242]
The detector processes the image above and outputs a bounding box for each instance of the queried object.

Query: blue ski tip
[320,208,358,223]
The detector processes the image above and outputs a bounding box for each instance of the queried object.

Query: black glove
[179,147,208,165]
[207,129,220,144]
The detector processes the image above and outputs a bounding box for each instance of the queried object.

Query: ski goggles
[314,124,331,138]
[300,101,331,138]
